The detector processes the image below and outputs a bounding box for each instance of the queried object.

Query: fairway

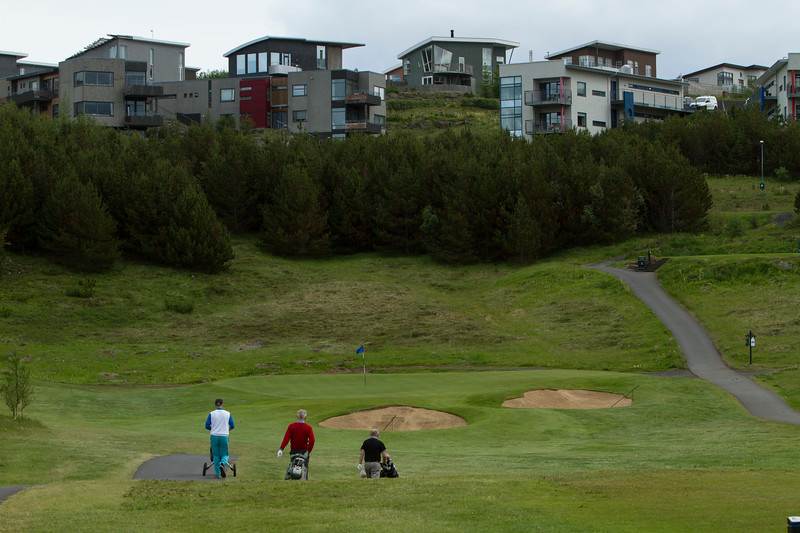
[3,369,800,531]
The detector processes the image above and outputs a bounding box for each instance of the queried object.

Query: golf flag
[357,345,366,385]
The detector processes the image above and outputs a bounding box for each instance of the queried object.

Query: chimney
[450,30,454,38]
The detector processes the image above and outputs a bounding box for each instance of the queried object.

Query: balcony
[124,85,164,98]
[432,64,474,75]
[125,115,164,128]
[524,90,572,106]
[10,90,54,106]
[345,120,382,134]
[525,119,573,135]
[345,92,381,106]
[611,91,686,111]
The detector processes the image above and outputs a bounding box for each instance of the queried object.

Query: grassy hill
[2,175,800,531]
[386,89,499,136]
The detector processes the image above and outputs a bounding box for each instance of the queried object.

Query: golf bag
[285,451,308,480]
[379,458,399,478]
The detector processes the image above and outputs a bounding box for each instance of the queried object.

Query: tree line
[3,102,791,272]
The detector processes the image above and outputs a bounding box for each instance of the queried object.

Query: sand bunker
[502,388,632,409]
[320,405,467,431]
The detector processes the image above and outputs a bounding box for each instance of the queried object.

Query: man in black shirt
[358,429,390,479]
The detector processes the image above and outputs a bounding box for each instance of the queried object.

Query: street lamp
[760,140,765,192]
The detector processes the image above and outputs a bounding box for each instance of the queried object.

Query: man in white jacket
[205,398,235,479]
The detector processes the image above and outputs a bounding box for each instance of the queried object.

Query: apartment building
[756,54,800,120]
[500,42,688,139]
[397,33,519,92]
[58,34,189,128]
[163,36,386,138]
[682,63,767,97]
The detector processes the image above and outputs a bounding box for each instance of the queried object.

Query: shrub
[65,278,97,298]
[2,353,33,421]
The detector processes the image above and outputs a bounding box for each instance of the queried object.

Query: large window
[247,54,257,74]
[482,48,491,76]
[237,55,246,75]
[374,86,385,100]
[421,46,433,73]
[500,75,522,137]
[125,100,146,116]
[125,71,146,85]
[258,52,267,73]
[433,46,453,71]
[403,58,411,75]
[577,112,587,128]
[331,79,345,101]
[317,45,326,70]
[292,110,307,122]
[717,71,733,86]
[74,71,114,87]
[292,84,307,97]
[220,88,235,102]
[74,101,113,116]
[332,108,345,130]
[577,82,586,97]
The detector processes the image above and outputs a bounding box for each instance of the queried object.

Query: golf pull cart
[202,447,237,477]
[285,451,309,480]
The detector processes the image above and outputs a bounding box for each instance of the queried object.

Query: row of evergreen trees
[1,102,788,272]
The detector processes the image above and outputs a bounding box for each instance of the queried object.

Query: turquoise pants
[210,435,229,475]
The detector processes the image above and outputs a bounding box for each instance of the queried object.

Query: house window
[482,48,492,78]
[247,54,257,74]
[563,57,573,65]
[270,52,280,66]
[220,88,235,102]
[579,55,595,67]
[237,55,246,75]
[500,75,522,137]
[258,53,268,73]
[577,112,587,128]
[74,71,114,87]
[119,45,127,59]
[317,46,326,69]
[422,76,433,85]
[331,79,345,101]
[459,57,465,72]
[292,110,307,122]
[374,114,386,128]
[125,71,146,85]
[292,84,307,97]
[404,58,411,75]
[592,89,606,97]
[332,108,345,130]
[717,72,733,86]
[74,101,113,117]
[577,82,586,97]
[374,86,385,100]
[179,52,184,81]
[645,65,652,77]
[149,49,154,80]
[421,46,433,73]
[592,120,607,128]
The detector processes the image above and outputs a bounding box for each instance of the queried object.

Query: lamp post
[760,140,765,193]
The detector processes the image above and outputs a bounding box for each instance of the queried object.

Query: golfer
[358,429,390,479]
[278,409,315,479]
[205,398,235,479]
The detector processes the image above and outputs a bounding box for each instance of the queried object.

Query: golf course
[2,176,800,531]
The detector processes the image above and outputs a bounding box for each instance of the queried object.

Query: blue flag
[356,345,364,354]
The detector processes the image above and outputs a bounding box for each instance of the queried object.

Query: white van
[691,96,718,110]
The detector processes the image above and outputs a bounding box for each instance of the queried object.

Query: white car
[691,96,718,110]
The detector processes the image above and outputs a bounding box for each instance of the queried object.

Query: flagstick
[362,348,366,386]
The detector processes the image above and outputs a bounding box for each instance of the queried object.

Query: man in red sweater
[278,409,315,479]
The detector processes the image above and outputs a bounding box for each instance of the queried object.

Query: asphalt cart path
[587,261,800,425]
[0,485,34,504]
[133,453,238,481]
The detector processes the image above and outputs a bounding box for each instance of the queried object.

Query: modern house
[58,34,190,129]
[756,54,800,120]
[397,33,519,92]
[161,36,385,138]
[682,63,767,96]
[499,41,688,139]
[3,66,60,117]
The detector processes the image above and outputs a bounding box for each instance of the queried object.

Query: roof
[756,58,789,85]
[397,36,519,59]
[67,34,190,60]
[683,62,768,78]
[0,50,28,59]
[546,40,660,59]
[224,36,364,58]
[4,66,59,80]
[566,64,685,86]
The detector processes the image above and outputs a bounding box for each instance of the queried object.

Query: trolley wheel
[202,462,210,476]
[231,463,237,477]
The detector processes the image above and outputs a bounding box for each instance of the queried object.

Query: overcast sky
[3,0,797,80]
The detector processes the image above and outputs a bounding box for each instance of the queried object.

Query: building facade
[500,42,688,139]
[397,34,519,92]
[58,34,189,129]
[682,63,767,97]
[756,54,800,120]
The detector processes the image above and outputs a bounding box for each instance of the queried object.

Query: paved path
[0,485,34,504]
[587,261,800,425]
[133,453,238,481]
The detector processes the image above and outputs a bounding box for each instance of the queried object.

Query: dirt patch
[319,405,467,431]
[502,389,632,409]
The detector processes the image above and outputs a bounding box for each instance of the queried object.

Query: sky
[3,0,799,80]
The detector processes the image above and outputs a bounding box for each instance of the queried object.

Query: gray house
[397,33,519,92]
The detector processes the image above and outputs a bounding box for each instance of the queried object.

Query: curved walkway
[587,261,800,425]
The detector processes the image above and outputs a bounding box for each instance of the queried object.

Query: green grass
[4,173,800,531]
